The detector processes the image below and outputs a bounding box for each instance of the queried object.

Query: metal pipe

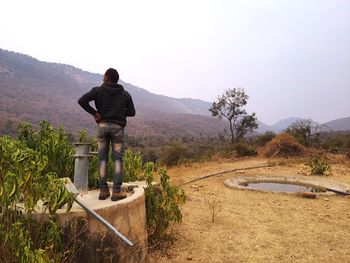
[65,178,134,247]
[73,143,92,191]
[74,197,134,246]
[179,163,276,186]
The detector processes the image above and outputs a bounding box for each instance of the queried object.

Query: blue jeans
[97,122,124,192]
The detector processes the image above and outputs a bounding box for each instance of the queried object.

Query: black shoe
[98,188,110,200]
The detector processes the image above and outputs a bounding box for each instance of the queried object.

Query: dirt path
[148,158,350,263]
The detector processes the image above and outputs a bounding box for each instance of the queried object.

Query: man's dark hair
[104,68,119,83]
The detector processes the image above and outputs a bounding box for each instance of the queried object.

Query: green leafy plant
[121,150,185,246]
[18,120,74,178]
[0,135,75,262]
[144,166,185,247]
[309,158,331,175]
[2,121,186,260]
[123,149,143,182]
[121,150,185,247]
[78,129,89,143]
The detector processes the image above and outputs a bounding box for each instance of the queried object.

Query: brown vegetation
[262,132,306,158]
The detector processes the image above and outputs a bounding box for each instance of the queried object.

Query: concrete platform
[56,183,148,263]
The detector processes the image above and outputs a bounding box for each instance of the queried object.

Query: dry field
[148,156,350,263]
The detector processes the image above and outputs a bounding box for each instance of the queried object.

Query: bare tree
[286,119,322,147]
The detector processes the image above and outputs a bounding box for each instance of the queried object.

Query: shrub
[346,151,350,159]
[18,120,74,178]
[141,147,160,163]
[145,167,185,247]
[309,158,331,175]
[159,143,190,166]
[346,135,350,149]
[328,144,339,154]
[285,119,320,147]
[231,142,257,157]
[262,132,306,157]
[321,137,342,153]
[88,155,100,190]
[255,131,276,146]
[320,133,350,153]
[123,149,143,182]
[0,136,75,262]
[121,150,185,247]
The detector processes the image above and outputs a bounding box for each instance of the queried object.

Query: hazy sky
[1,0,349,124]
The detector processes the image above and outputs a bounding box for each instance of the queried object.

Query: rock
[301,192,317,199]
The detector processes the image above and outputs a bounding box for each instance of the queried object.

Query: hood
[101,83,124,95]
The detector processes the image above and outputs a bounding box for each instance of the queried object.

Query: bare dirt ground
[148,156,350,263]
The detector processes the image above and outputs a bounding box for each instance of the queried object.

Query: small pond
[225,175,350,195]
[243,182,327,193]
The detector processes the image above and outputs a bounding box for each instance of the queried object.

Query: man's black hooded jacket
[78,83,135,127]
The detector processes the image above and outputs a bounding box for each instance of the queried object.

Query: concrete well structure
[56,185,148,263]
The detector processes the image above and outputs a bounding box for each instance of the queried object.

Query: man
[78,68,135,201]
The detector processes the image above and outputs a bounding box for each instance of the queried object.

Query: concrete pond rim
[225,175,350,195]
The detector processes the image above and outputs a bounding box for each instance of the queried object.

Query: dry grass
[148,156,350,263]
[262,133,306,158]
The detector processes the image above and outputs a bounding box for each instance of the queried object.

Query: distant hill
[267,117,350,133]
[271,117,303,132]
[0,48,227,138]
[323,117,350,132]
[270,117,350,133]
[2,48,348,138]
[255,121,275,133]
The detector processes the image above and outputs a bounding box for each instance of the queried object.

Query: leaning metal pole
[65,178,134,246]
[74,197,134,246]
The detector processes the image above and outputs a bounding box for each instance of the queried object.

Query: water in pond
[245,182,325,193]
